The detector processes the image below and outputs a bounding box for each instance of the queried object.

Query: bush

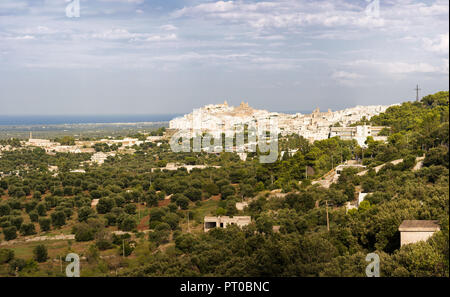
[96,239,114,251]
[73,223,95,242]
[33,245,48,263]
[9,258,26,274]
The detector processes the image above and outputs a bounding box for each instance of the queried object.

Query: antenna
[414,84,421,102]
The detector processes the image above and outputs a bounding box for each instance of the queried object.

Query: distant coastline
[0,114,182,126]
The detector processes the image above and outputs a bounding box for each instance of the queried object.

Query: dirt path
[137,214,150,231]
[0,234,75,246]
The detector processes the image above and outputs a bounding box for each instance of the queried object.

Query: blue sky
[0,0,448,115]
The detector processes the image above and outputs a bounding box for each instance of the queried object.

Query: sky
[0,0,448,115]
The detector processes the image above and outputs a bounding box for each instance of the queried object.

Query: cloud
[90,28,177,42]
[423,33,449,54]
[332,70,364,86]
[98,0,144,4]
[160,24,178,31]
[146,33,177,42]
[332,71,363,80]
[349,60,448,75]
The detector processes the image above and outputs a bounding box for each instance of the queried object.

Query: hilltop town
[170,101,392,144]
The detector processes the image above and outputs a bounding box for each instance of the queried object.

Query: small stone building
[398,220,440,246]
[204,216,251,232]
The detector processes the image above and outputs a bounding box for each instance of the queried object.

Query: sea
[0,114,182,126]
[0,110,311,126]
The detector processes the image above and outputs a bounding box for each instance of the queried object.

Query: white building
[204,216,251,232]
[329,125,388,147]
[399,220,440,246]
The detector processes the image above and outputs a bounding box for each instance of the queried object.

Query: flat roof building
[398,220,440,246]
[204,216,251,232]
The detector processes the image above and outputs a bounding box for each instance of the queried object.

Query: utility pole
[326,200,330,232]
[60,255,62,273]
[187,210,190,233]
[415,84,421,102]
[138,196,140,221]
[122,240,125,258]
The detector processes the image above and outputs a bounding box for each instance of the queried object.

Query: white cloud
[349,60,448,75]
[146,33,177,42]
[90,29,177,42]
[332,71,363,80]
[423,34,449,54]
[160,24,178,31]
[11,35,35,40]
[332,70,364,86]
[99,0,144,4]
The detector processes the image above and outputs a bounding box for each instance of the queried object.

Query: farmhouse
[204,216,251,232]
[398,220,440,246]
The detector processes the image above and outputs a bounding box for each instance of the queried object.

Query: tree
[73,223,95,242]
[20,223,36,236]
[36,203,46,216]
[0,203,11,216]
[120,216,137,232]
[203,183,219,196]
[184,188,202,202]
[0,248,14,264]
[96,197,115,214]
[78,206,96,222]
[124,203,137,215]
[51,211,66,228]
[175,196,190,210]
[33,245,48,263]
[38,218,51,232]
[424,146,449,169]
[256,215,273,234]
[221,185,235,200]
[3,226,17,241]
[29,211,39,223]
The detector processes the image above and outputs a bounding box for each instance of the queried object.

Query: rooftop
[398,220,440,232]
